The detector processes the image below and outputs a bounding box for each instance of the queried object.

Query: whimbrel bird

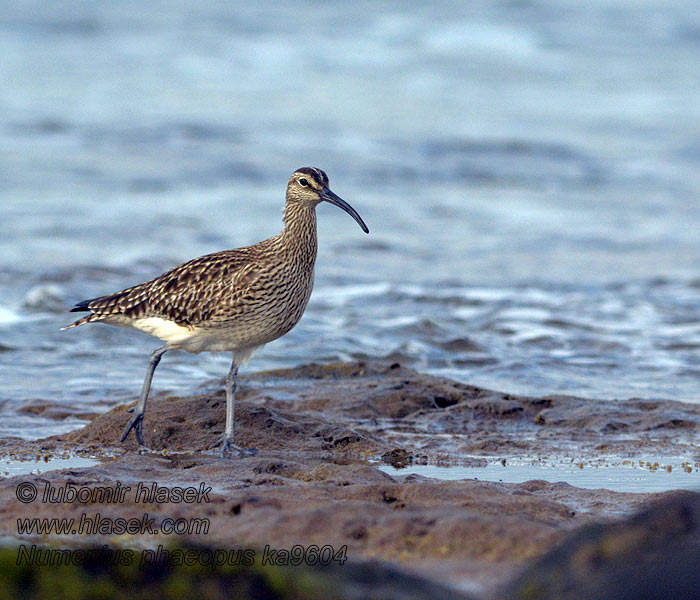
[63,167,368,456]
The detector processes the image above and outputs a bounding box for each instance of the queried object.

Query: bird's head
[286,167,369,233]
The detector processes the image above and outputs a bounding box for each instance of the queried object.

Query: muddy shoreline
[1,361,699,597]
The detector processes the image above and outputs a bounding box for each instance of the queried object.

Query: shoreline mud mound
[39,361,700,460]
[1,361,699,596]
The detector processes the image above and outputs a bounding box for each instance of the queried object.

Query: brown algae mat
[1,361,699,597]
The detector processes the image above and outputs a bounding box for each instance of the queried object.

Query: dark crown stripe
[295,166,328,186]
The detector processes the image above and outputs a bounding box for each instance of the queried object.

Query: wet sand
[1,362,699,597]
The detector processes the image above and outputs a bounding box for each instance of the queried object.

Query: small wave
[311,282,392,306]
[385,284,561,306]
[386,286,485,307]
[22,285,66,313]
[0,306,21,325]
[333,239,392,253]
[81,122,243,147]
[377,316,448,337]
[543,318,604,334]
[436,337,484,353]
[416,136,603,185]
[452,356,499,367]
[661,342,700,351]
[38,264,134,284]
[10,118,72,135]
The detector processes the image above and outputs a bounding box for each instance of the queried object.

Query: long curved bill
[321,189,370,234]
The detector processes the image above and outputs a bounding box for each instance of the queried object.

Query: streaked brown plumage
[63,167,369,456]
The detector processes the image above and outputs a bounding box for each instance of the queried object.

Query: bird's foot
[120,411,145,446]
[220,437,257,458]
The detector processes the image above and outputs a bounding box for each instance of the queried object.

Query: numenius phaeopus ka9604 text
[63,167,369,456]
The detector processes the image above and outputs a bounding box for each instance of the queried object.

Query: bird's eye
[299,178,309,187]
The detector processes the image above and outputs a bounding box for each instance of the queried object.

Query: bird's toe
[220,437,256,458]
[120,412,145,445]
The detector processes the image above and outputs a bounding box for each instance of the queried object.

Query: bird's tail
[61,296,105,330]
[60,313,106,330]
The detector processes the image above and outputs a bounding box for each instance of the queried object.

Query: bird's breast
[207,261,314,347]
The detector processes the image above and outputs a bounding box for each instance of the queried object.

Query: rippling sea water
[1,1,699,438]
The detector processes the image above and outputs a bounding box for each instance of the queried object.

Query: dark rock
[497,492,700,600]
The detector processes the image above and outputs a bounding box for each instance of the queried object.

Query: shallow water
[1,1,699,440]
[379,457,700,494]
[0,456,100,479]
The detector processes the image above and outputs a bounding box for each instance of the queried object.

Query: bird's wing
[68,249,264,327]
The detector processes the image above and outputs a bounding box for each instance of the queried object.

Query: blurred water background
[1,0,699,438]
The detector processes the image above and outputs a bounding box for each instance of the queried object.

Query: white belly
[119,317,260,361]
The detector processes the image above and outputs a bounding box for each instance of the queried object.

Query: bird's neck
[280,202,318,262]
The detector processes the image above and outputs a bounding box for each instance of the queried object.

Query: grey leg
[120,345,168,445]
[221,355,256,457]
[225,359,238,442]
